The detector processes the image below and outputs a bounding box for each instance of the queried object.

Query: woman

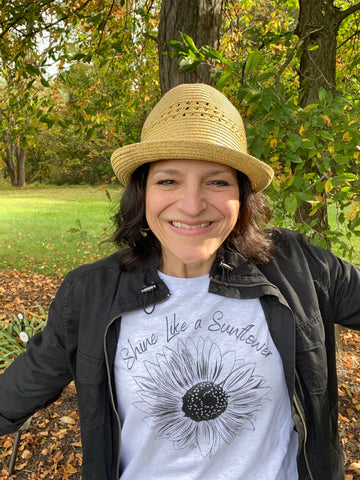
[0,83,359,480]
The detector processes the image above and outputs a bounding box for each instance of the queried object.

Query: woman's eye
[211,180,230,186]
[157,179,176,185]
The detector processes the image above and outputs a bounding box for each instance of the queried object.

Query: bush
[0,309,47,369]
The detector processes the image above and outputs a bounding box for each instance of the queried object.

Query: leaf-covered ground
[1,269,360,479]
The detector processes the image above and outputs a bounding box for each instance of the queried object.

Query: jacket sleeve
[298,232,360,329]
[0,275,74,435]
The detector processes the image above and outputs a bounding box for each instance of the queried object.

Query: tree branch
[96,0,116,50]
[337,29,360,49]
[336,2,360,26]
[0,0,94,40]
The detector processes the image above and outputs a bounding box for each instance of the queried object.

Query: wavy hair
[111,164,274,271]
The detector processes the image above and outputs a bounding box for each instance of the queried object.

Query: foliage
[0,309,47,369]
[0,0,161,185]
[169,27,360,255]
[0,0,360,253]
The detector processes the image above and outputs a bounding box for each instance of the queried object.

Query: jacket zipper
[103,294,171,478]
[293,394,315,480]
[104,314,123,479]
[213,273,314,479]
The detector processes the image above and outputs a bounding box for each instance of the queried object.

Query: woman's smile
[145,159,240,278]
[170,221,212,229]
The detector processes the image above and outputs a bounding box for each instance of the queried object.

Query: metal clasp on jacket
[141,283,157,314]
[219,261,233,286]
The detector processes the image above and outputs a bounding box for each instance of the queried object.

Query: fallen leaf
[21,449,33,459]
[349,461,360,474]
[60,416,76,425]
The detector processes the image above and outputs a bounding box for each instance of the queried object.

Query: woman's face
[145,159,240,278]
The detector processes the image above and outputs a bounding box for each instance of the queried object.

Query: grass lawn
[0,185,119,276]
[0,185,359,277]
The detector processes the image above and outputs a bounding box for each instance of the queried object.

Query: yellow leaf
[348,210,357,221]
[325,178,333,193]
[343,131,350,142]
[299,125,305,136]
[322,115,331,126]
[270,138,277,148]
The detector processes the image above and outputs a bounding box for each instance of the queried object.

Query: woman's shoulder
[65,251,123,282]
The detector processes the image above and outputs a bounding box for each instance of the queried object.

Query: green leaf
[40,77,50,87]
[261,91,273,112]
[318,87,327,103]
[284,195,298,215]
[179,58,199,73]
[215,73,231,90]
[169,40,185,52]
[72,53,87,61]
[179,32,197,52]
[201,46,223,61]
[25,64,40,76]
[244,51,261,76]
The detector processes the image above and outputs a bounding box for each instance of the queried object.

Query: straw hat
[111,83,274,192]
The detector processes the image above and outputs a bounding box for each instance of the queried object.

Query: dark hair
[111,163,274,271]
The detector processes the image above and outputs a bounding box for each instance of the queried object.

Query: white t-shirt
[114,273,298,480]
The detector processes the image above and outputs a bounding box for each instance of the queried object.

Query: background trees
[0,0,359,253]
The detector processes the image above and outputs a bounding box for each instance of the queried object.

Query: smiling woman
[144,159,240,277]
[1,83,360,480]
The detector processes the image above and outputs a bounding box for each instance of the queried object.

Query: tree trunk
[296,0,341,107]
[3,139,26,187]
[4,143,17,186]
[294,0,342,239]
[16,145,26,187]
[295,0,360,241]
[158,0,223,94]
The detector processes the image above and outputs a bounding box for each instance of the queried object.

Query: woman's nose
[177,186,207,216]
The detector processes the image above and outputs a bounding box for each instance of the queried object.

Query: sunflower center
[182,381,228,422]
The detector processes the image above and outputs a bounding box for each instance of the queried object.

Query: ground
[0,269,360,479]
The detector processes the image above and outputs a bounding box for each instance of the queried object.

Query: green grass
[0,186,119,276]
[0,185,358,277]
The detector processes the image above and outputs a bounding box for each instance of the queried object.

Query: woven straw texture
[111,84,273,191]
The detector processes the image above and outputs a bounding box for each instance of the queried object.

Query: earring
[140,227,151,238]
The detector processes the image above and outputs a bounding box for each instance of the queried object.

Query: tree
[158,0,224,93]
[296,0,360,107]
[293,0,360,236]
[169,0,360,254]
[0,0,160,185]
[0,0,94,186]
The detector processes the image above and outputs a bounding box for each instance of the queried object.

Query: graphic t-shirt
[114,273,299,480]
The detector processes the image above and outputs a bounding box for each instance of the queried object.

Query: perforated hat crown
[111,83,273,191]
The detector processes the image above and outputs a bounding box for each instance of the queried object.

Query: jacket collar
[112,246,283,317]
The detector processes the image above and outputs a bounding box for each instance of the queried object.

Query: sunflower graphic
[134,336,271,457]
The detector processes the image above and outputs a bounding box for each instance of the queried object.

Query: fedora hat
[111,83,274,192]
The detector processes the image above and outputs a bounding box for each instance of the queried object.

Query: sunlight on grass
[0,186,120,276]
[0,186,358,276]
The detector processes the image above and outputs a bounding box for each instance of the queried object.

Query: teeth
[171,221,211,229]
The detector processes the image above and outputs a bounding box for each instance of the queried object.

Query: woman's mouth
[171,221,212,229]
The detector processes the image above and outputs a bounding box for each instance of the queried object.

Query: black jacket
[1,229,360,479]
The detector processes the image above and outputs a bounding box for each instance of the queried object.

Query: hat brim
[111,140,274,192]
